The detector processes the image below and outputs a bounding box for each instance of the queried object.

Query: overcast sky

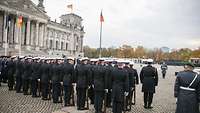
[32,0,200,49]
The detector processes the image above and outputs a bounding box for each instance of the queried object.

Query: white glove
[124,92,129,96]
[131,87,134,91]
[105,89,108,93]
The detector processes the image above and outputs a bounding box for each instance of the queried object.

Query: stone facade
[0,0,84,57]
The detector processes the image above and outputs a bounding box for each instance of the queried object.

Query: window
[66,43,68,50]
[56,41,58,50]
[61,42,63,50]
[50,40,53,49]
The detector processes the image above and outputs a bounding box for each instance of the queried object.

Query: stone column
[43,24,47,48]
[14,16,19,44]
[53,31,56,49]
[59,34,62,50]
[3,12,8,56]
[3,12,8,45]
[9,17,14,44]
[35,21,39,50]
[39,24,44,47]
[80,37,83,52]
[30,21,35,46]
[26,19,30,46]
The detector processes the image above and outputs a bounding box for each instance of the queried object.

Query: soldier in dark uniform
[15,56,24,93]
[2,57,8,83]
[140,59,158,109]
[31,58,41,97]
[174,63,200,113]
[161,62,168,79]
[88,59,98,105]
[63,57,75,106]
[52,59,63,103]
[93,59,108,113]
[105,61,113,107]
[129,62,139,105]
[22,57,32,95]
[75,57,90,110]
[0,57,3,86]
[123,62,139,110]
[111,61,129,113]
[41,59,51,100]
[7,56,16,90]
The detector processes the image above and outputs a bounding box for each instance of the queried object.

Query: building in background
[0,0,84,57]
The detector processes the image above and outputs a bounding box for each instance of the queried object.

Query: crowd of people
[0,56,199,113]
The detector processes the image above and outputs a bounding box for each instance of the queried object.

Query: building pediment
[0,0,49,20]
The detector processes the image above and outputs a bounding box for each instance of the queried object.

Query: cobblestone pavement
[0,64,183,113]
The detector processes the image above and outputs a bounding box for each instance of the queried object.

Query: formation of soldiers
[0,56,160,113]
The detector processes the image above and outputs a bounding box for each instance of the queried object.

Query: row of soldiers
[0,56,159,113]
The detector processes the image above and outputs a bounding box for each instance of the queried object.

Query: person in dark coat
[31,58,41,97]
[22,57,32,95]
[140,59,158,109]
[174,63,200,113]
[124,62,139,110]
[161,62,168,79]
[52,59,63,103]
[0,57,3,86]
[93,59,108,113]
[7,57,16,90]
[15,57,24,93]
[75,57,90,110]
[88,59,98,105]
[111,61,129,113]
[105,61,113,107]
[63,57,75,106]
[41,59,51,100]
[1,57,8,83]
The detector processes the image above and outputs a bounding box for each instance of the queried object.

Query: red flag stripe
[100,11,104,22]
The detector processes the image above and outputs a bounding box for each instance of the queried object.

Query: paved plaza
[0,64,184,113]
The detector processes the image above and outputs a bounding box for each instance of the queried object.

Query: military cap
[98,58,105,61]
[90,58,98,62]
[129,62,134,65]
[81,57,89,61]
[67,57,75,60]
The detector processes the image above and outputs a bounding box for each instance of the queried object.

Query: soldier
[0,57,3,86]
[31,57,41,97]
[161,62,168,79]
[41,59,51,100]
[88,59,97,105]
[22,57,32,95]
[140,59,158,109]
[7,56,16,90]
[111,61,129,113]
[174,63,200,113]
[93,59,108,113]
[1,57,8,83]
[75,57,90,110]
[105,61,113,108]
[129,62,139,105]
[63,57,75,106]
[15,56,24,93]
[52,58,63,103]
[123,62,139,110]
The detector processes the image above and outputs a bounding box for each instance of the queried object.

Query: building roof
[0,0,49,19]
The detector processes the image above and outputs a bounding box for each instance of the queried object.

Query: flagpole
[99,21,102,58]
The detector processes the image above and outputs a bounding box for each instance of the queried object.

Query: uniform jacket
[111,67,129,102]
[174,70,200,113]
[140,65,158,93]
